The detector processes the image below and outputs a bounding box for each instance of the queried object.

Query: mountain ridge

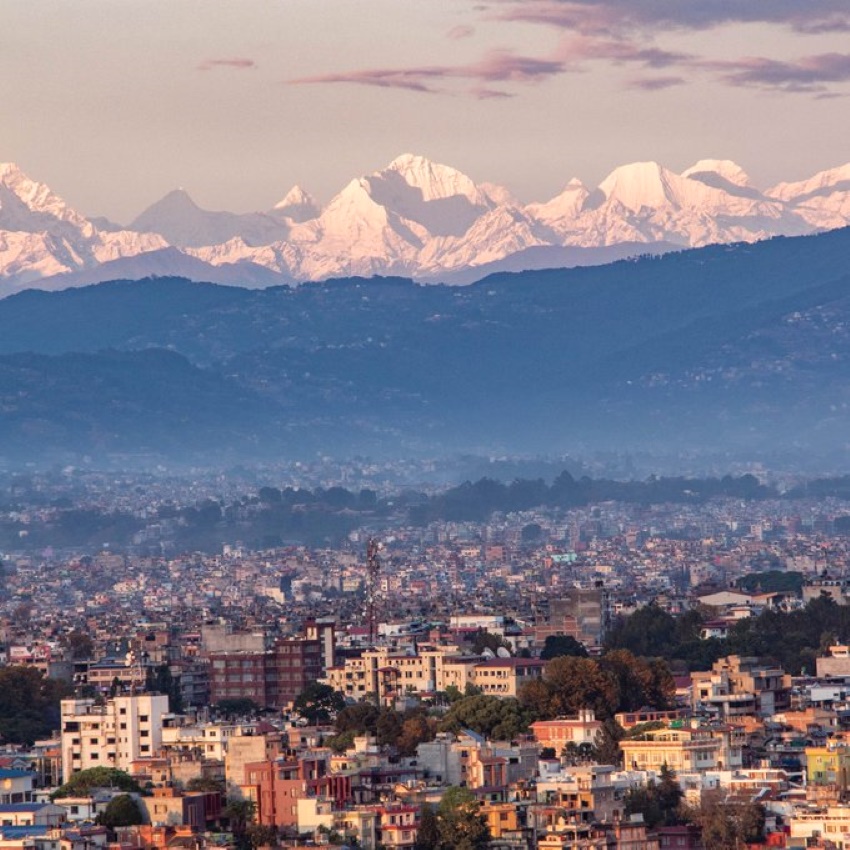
[2,154,850,296]
[4,227,850,463]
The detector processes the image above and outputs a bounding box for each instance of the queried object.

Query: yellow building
[323,644,478,702]
[620,726,720,773]
[806,746,850,801]
[470,658,545,698]
[481,802,522,840]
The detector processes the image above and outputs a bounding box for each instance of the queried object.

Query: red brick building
[209,636,325,709]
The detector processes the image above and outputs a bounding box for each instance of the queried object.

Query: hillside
[2,228,850,464]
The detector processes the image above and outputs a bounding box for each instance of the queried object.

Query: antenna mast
[366,538,381,647]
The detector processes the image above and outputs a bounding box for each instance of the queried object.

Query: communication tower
[366,538,381,646]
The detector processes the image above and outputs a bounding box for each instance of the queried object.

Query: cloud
[198,58,256,71]
[291,49,569,94]
[628,75,686,90]
[555,36,690,68]
[703,52,850,92]
[470,86,515,99]
[496,1,850,36]
[447,24,475,39]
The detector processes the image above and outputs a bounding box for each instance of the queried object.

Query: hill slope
[2,228,850,462]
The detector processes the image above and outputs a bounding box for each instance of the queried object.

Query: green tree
[54,767,141,799]
[605,605,678,658]
[624,765,683,828]
[246,823,278,848]
[335,701,380,735]
[0,666,72,745]
[293,682,345,725]
[537,656,620,720]
[224,798,257,850]
[439,694,530,740]
[186,777,226,793]
[61,630,94,660]
[414,804,440,850]
[214,698,261,718]
[145,663,183,714]
[436,786,491,850]
[397,713,436,757]
[590,719,624,767]
[540,635,588,660]
[685,796,765,850]
[96,794,144,828]
[470,629,511,656]
[599,650,675,711]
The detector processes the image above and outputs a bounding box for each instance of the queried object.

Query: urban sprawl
[4,470,850,850]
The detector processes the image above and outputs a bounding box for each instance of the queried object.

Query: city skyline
[3,0,850,221]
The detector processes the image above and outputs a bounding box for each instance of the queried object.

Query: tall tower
[366,538,381,647]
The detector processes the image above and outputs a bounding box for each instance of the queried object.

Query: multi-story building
[620,726,720,774]
[531,711,603,751]
[471,658,545,698]
[535,587,610,649]
[60,694,170,781]
[324,644,478,703]
[208,636,324,709]
[691,655,791,718]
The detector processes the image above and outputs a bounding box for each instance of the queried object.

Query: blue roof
[0,769,34,780]
[0,803,52,812]
[0,825,49,838]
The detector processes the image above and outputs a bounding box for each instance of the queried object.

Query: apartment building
[208,637,324,709]
[60,694,169,781]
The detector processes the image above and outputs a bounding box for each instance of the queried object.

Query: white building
[60,694,169,781]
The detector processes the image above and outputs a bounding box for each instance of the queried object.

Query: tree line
[606,593,850,674]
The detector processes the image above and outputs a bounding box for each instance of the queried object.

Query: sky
[3,0,850,222]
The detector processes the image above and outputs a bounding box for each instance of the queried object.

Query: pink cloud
[291,49,569,94]
[447,24,475,39]
[496,1,850,36]
[628,75,686,91]
[702,52,850,92]
[198,58,256,72]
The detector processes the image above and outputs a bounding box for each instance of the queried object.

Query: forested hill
[2,227,850,462]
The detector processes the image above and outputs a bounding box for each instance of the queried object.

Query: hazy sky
[3,0,850,222]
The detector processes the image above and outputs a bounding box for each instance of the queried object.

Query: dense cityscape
[3,464,850,850]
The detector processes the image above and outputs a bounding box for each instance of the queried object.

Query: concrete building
[691,655,791,718]
[60,694,169,781]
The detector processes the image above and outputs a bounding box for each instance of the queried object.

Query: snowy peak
[383,153,486,204]
[683,159,752,188]
[130,189,289,248]
[526,178,590,225]
[0,162,87,229]
[132,188,200,224]
[5,154,850,295]
[360,153,493,238]
[272,185,319,221]
[768,162,850,203]
[598,161,684,211]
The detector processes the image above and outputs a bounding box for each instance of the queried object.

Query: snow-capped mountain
[130,188,290,248]
[0,163,166,291]
[3,153,850,296]
[272,186,319,223]
[767,163,850,230]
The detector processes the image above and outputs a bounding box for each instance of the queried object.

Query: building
[620,726,721,774]
[691,655,791,718]
[208,635,325,709]
[60,694,169,781]
[471,658,545,698]
[531,711,603,750]
[536,587,610,649]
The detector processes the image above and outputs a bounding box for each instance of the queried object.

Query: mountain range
[4,226,850,465]
[3,154,850,296]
